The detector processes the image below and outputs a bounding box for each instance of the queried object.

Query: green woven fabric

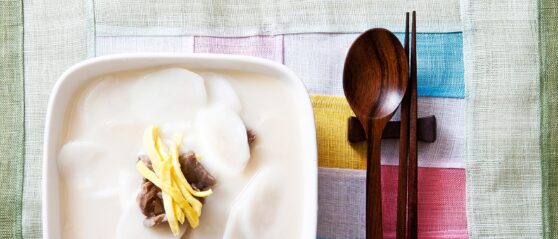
[540,0,558,237]
[0,0,24,238]
[463,0,542,237]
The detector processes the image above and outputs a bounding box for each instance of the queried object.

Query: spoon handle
[366,118,386,239]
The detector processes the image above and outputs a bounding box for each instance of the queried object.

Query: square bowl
[43,54,317,238]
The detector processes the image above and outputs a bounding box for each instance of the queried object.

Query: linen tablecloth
[1,0,557,238]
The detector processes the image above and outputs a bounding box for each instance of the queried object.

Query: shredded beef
[247,129,256,145]
[179,152,217,191]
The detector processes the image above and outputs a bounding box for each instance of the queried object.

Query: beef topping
[179,152,217,191]
[247,129,256,145]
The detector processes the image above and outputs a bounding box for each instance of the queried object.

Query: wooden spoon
[343,28,408,238]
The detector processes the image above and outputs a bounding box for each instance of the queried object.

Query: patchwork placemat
[10,0,467,237]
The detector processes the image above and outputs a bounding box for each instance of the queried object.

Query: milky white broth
[57,67,305,239]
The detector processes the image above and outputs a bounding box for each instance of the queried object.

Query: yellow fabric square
[311,95,366,170]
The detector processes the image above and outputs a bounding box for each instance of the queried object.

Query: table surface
[1,0,557,238]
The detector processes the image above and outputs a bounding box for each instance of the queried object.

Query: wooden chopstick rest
[347,115,436,143]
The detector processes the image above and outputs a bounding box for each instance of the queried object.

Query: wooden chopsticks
[396,11,418,239]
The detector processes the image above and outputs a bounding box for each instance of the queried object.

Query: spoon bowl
[343,29,408,126]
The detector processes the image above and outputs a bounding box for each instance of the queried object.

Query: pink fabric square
[381,166,468,238]
[194,36,283,63]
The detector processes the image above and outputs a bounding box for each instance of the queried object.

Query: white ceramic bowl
[42,54,317,238]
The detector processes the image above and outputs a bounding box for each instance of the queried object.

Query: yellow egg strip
[181,198,200,228]
[184,210,199,228]
[159,156,180,235]
[143,126,162,174]
[162,192,179,235]
[156,137,169,159]
[174,201,185,224]
[136,161,162,187]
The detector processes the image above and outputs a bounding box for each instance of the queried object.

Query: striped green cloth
[540,0,558,237]
[0,0,24,238]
